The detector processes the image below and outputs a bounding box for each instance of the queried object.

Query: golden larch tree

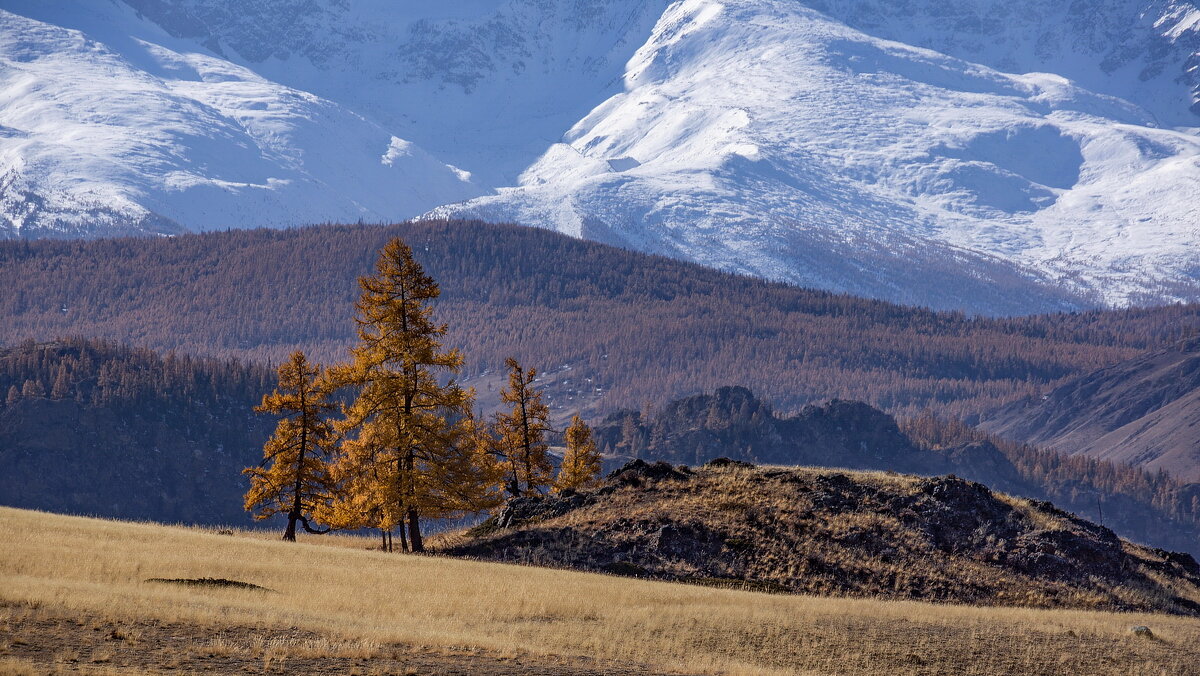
[554,414,602,493]
[493,357,554,497]
[331,237,487,552]
[244,351,337,541]
[318,424,408,551]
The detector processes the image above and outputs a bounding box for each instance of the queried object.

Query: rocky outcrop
[445,461,1200,615]
[593,388,941,473]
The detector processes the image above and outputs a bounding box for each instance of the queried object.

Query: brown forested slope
[2,220,1199,418]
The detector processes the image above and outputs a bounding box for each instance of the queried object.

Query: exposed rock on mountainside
[595,388,941,474]
[446,460,1200,614]
[982,336,1200,481]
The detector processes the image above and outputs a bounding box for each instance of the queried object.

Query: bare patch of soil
[0,602,666,675]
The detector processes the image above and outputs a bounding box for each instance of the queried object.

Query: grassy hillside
[2,220,1199,419]
[3,507,1200,675]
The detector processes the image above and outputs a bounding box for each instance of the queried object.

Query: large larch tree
[330,238,481,552]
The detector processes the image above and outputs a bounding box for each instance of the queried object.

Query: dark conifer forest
[0,338,272,523]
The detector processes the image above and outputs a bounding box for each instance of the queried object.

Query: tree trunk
[407,508,424,553]
[284,386,309,542]
[397,524,408,553]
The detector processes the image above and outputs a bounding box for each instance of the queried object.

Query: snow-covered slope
[430,0,1200,311]
[118,0,669,187]
[0,1,482,237]
[3,0,1200,313]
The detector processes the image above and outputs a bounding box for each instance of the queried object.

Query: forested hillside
[2,220,1198,420]
[3,337,1198,555]
[0,339,272,524]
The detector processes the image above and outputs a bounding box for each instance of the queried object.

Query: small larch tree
[554,414,602,493]
[245,351,338,541]
[493,358,554,497]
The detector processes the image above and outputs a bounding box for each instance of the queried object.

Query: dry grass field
[2,506,1199,675]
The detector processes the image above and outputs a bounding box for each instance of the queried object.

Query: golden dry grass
[2,506,1200,675]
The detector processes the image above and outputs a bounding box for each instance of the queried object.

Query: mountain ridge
[4,220,1199,422]
[982,335,1200,481]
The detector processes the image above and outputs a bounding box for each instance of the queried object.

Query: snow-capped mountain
[3,0,1200,313]
[431,0,1200,311]
[0,1,483,237]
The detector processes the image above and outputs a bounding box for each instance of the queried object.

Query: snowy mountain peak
[2,0,1200,313]
[431,0,1200,312]
[0,2,484,237]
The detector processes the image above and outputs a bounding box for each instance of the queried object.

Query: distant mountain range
[3,1,1200,312]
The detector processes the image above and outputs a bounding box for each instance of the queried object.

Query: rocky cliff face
[447,459,1200,614]
[594,387,938,473]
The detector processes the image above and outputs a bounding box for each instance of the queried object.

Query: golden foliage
[553,414,601,493]
[492,358,554,496]
[243,351,337,541]
[326,238,495,550]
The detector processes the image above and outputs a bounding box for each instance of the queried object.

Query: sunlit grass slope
[2,506,1199,675]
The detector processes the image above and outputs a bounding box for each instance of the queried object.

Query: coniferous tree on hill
[554,414,602,493]
[493,358,554,497]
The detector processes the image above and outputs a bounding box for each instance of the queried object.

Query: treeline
[1,220,1198,419]
[0,337,271,412]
